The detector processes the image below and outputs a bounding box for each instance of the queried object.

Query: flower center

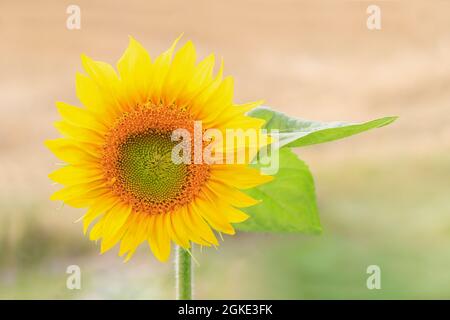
[102,104,210,214]
[119,131,187,203]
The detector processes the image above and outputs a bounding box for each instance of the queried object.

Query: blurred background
[1,0,450,299]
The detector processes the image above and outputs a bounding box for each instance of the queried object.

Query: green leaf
[238,148,321,233]
[248,106,397,148]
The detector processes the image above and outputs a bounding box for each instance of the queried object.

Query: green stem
[175,245,192,300]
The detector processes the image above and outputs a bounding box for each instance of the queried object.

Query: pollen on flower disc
[102,104,210,214]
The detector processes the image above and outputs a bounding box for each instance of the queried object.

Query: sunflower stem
[175,245,192,300]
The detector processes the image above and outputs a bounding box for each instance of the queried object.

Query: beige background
[0,0,449,299]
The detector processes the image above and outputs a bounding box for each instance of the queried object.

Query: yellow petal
[128,214,152,251]
[83,195,120,234]
[217,115,266,131]
[148,214,171,262]
[77,55,123,119]
[210,165,273,189]
[76,73,107,114]
[177,54,216,108]
[49,166,103,186]
[162,40,196,105]
[191,195,235,235]
[89,219,104,241]
[119,213,141,256]
[205,180,260,208]
[50,180,105,202]
[201,185,250,223]
[207,100,263,129]
[222,206,249,223]
[189,58,223,117]
[200,77,234,125]
[81,54,120,95]
[54,121,105,145]
[56,102,107,133]
[148,35,182,103]
[63,188,110,208]
[175,206,211,246]
[100,210,138,255]
[97,203,132,239]
[118,213,151,260]
[45,138,99,165]
[124,248,138,262]
[184,205,219,246]
[119,215,151,262]
[100,223,128,254]
[166,211,190,249]
[117,36,152,105]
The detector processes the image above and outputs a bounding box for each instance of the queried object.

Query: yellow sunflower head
[46,36,272,262]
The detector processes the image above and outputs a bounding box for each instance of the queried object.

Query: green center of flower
[102,105,210,215]
[118,130,187,204]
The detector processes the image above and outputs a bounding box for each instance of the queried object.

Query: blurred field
[1,0,450,299]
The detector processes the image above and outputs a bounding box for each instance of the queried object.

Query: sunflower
[46,36,272,262]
